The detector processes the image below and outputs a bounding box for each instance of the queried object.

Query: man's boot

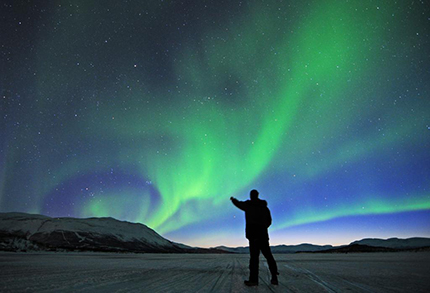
[244,279,258,286]
[245,269,258,286]
[271,272,279,285]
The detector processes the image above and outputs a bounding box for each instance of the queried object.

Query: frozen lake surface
[1,252,429,292]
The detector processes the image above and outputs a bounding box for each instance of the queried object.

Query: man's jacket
[232,198,272,240]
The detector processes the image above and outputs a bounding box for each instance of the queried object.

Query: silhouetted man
[230,189,279,286]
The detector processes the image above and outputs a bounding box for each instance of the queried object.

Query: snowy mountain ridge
[0,212,182,253]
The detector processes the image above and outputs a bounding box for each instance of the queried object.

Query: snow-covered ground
[1,252,429,292]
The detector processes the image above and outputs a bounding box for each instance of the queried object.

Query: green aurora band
[95,1,428,233]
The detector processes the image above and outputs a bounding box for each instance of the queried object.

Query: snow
[0,212,50,235]
[0,212,173,248]
[1,252,429,292]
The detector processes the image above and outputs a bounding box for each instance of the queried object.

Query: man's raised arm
[230,197,246,211]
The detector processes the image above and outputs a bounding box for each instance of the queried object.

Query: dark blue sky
[1,1,429,247]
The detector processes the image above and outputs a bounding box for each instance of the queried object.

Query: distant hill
[314,244,399,253]
[0,212,225,253]
[271,243,334,253]
[350,237,430,249]
[216,238,430,254]
[313,242,430,254]
[215,243,334,254]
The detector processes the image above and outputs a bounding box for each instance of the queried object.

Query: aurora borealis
[1,1,429,247]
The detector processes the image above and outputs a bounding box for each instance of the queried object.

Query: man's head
[250,189,259,200]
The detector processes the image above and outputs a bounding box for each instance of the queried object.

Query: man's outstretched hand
[230,196,244,210]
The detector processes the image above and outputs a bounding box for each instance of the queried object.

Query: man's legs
[248,239,260,283]
[260,240,279,284]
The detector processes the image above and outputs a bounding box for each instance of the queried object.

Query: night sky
[1,1,429,247]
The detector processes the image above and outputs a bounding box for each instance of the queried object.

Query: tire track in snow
[206,261,234,292]
[339,278,374,292]
[284,264,338,292]
[230,256,248,292]
[263,261,292,292]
